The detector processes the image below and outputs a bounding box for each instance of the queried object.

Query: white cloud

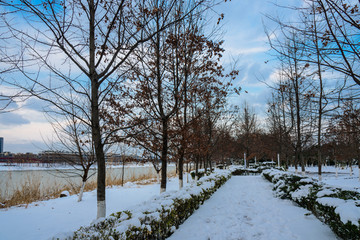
[0,121,54,145]
[0,100,55,153]
[226,46,269,56]
[268,69,282,84]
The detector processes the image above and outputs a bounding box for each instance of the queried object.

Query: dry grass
[0,173,73,209]
[0,174,42,208]
[0,167,178,209]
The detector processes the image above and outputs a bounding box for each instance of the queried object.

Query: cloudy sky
[0,0,301,153]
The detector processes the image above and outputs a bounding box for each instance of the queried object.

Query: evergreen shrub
[65,171,231,240]
[262,169,360,240]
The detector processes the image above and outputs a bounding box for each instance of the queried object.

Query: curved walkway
[168,176,338,240]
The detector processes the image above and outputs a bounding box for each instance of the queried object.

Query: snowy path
[168,176,338,240]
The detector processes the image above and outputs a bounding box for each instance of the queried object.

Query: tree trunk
[314,4,324,180]
[294,151,298,173]
[277,153,280,167]
[301,153,305,175]
[160,119,168,193]
[92,78,106,218]
[94,128,106,219]
[295,90,304,174]
[178,148,184,189]
[186,161,189,183]
[358,151,360,181]
[209,157,212,172]
[335,158,338,178]
[318,148,322,180]
[121,156,125,187]
[156,171,160,184]
[78,181,86,202]
[292,48,304,174]
[195,156,199,181]
[88,0,106,219]
[78,169,89,202]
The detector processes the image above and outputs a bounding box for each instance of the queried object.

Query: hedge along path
[68,171,231,240]
[263,169,360,240]
[168,176,337,240]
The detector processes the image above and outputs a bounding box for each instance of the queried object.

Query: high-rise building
[0,137,3,153]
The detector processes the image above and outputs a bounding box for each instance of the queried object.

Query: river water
[0,165,176,201]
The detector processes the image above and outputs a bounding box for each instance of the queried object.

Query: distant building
[0,137,3,153]
[13,152,39,163]
[38,151,82,163]
[3,152,12,157]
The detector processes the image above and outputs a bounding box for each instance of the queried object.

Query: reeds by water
[0,167,177,208]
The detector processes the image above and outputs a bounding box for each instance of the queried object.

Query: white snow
[291,184,312,201]
[316,189,336,198]
[269,166,360,229]
[317,197,346,207]
[0,177,188,240]
[288,166,360,191]
[335,200,360,226]
[69,170,231,240]
[1,166,357,240]
[317,197,360,226]
[299,178,314,184]
[60,190,70,197]
[168,176,337,240]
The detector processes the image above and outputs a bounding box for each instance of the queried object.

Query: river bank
[0,164,176,208]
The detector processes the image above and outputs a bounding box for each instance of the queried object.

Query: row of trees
[0,0,239,218]
[2,0,359,218]
[265,0,360,178]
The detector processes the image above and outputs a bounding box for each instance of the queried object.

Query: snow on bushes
[60,170,231,240]
[189,168,217,180]
[262,169,360,240]
[229,165,263,176]
[189,169,207,180]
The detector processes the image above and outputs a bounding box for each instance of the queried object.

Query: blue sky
[210,0,302,125]
[0,0,302,153]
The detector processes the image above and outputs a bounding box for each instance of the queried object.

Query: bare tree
[268,27,315,173]
[104,0,236,192]
[236,102,257,168]
[169,6,237,188]
[314,0,360,86]
[267,1,350,177]
[267,83,293,169]
[0,14,23,113]
[0,0,209,218]
[327,100,360,180]
[46,96,97,202]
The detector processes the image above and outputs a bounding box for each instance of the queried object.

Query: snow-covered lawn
[168,176,337,240]
[1,168,354,240]
[0,177,188,240]
[288,165,360,190]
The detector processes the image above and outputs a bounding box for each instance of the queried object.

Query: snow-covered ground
[1,167,354,240]
[288,165,360,190]
[0,177,189,240]
[168,176,337,240]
